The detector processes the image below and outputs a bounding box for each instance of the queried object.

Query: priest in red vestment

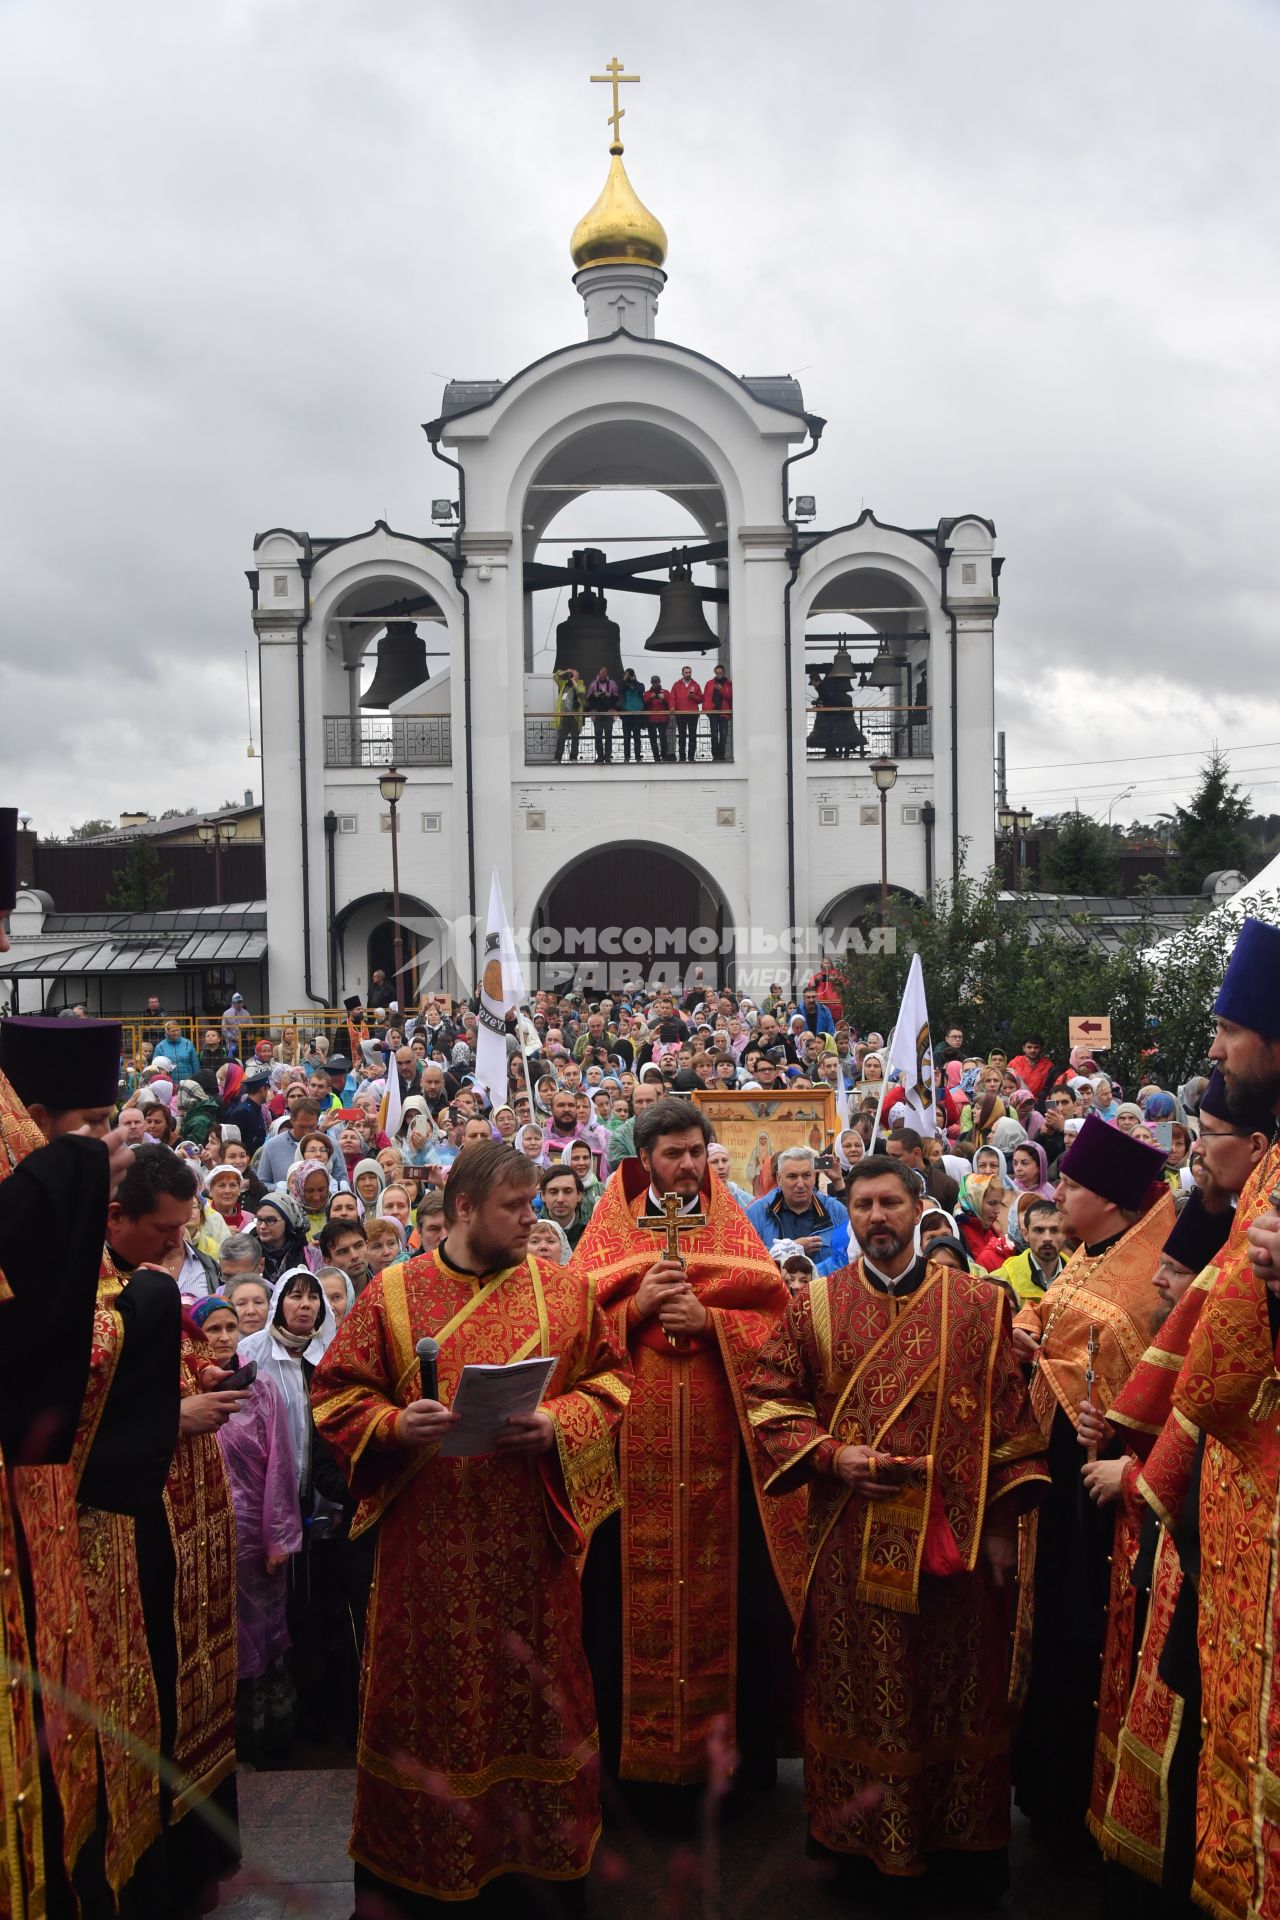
[1011,1112,1173,1854]
[573,1096,808,1808]
[0,1013,129,1920]
[1155,917,1280,1920]
[312,1141,631,1918]
[746,1154,1048,1898]
[81,1143,244,1916]
[1077,1190,1235,1903]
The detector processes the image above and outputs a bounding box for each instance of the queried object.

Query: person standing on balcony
[707,662,733,760]
[642,674,670,762]
[552,665,584,763]
[619,669,646,763]
[671,663,703,761]
[585,665,619,764]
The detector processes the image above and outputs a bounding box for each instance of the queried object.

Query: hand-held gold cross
[640,1191,707,1349]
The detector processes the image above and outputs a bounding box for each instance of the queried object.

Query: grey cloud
[1,0,1276,835]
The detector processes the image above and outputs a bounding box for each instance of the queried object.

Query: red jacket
[958,1216,1009,1273]
[670,677,703,712]
[705,675,733,713]
[642,686,670,715]
[1008,1053,1054,1100]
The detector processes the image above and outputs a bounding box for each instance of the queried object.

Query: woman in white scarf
[237,1267,336,1497]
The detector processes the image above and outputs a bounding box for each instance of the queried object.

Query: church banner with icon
[692,1090,838,1199]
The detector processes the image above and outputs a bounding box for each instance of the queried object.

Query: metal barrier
[121,1007,363,1067]
[805,705,931,760]
[522,707,929,764]
[324,715,452,767]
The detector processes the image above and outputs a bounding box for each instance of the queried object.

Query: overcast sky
[3,0,1277,838]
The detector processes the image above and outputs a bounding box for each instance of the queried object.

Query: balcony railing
[806,705,931,760]
[525,713,733,767]
[324,715,452,768]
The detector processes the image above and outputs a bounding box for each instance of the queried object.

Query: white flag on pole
[835,1058,851,1132]
[475,870,525,1105]
[378,1052,402,1145]
[884,953,937,1137]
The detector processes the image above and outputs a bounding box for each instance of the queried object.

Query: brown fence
[32,842,266,913]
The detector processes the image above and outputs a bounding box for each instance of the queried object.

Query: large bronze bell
[553,589,624,686]
[644,564,722,653]
[360,621,431,709]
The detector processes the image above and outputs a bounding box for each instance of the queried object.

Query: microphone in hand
[415,1336,440,1404]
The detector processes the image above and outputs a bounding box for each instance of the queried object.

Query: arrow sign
[1068,1015,1111,1052]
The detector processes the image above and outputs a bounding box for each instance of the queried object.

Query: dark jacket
[925,1165,960,1211]
[223,1093,267,1155]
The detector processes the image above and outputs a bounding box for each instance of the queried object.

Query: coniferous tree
[105,839,171,911]
[1169,749,1254,892]
[1040,813,1119,893]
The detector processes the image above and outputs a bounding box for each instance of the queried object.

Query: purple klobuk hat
[0,1016,122,1111]
[1057,1111,1167,1212]
[1161,1190,1232,1274]
[1213,917,1280,1038]
[1199,1064,1275,1139]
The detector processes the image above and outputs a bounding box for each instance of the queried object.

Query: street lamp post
[378,765,407,992]
[870,757,899,923]
[196,816,238,905]
[997,804,1034,882]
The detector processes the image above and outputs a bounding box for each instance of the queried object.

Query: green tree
[105,839,171,911]
[1040,813,1119,893]
[67,817,115,841]
[1169,749,1254,892]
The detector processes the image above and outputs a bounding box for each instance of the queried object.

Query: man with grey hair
[216,1230,264,1283]
[747,1145,850,1274]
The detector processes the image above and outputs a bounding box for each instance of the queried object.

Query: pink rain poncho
[217,1372,302,1679]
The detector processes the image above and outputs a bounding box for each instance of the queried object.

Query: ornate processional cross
[640,1190,707,1263]
[639,1191,707,1350]
[591,56,641,147]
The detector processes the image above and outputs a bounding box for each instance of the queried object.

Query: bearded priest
[311,1141,631,1918]
[572,1095,808,1820]
[1011,1111,1173,1854]
[745,1153,1048,1902]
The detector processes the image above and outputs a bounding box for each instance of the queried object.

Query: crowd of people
[6,851,1280,1920]
[552,662,733,763]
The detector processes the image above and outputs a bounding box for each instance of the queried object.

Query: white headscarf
[236,1266,335,1492]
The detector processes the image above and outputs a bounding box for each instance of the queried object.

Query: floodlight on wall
[792,494,817,522]
[431,499,457,523]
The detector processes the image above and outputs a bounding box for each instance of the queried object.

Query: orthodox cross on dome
[591,55,640,151]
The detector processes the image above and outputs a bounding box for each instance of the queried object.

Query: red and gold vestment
[165,1332,238,1823]
[63,1255,164,1899]
[0,1071,99,1919]
[311,1247,630,1903]
[1087,1268,1215,1875]
[578,1164,807,1784]
[746,1259,1048,1876]
[1166,1144,1280,1920]
[1013,1191,1176,1441]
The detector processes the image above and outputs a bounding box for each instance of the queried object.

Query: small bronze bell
[644,564,722,653]
[360,621,431,709]
[553,589,625,686]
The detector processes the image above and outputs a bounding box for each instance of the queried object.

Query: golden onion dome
[570,144,668,272]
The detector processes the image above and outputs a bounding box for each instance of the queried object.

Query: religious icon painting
[692,1090,837,1198]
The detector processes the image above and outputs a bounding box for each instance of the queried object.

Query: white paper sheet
[439,1356,558,1458]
